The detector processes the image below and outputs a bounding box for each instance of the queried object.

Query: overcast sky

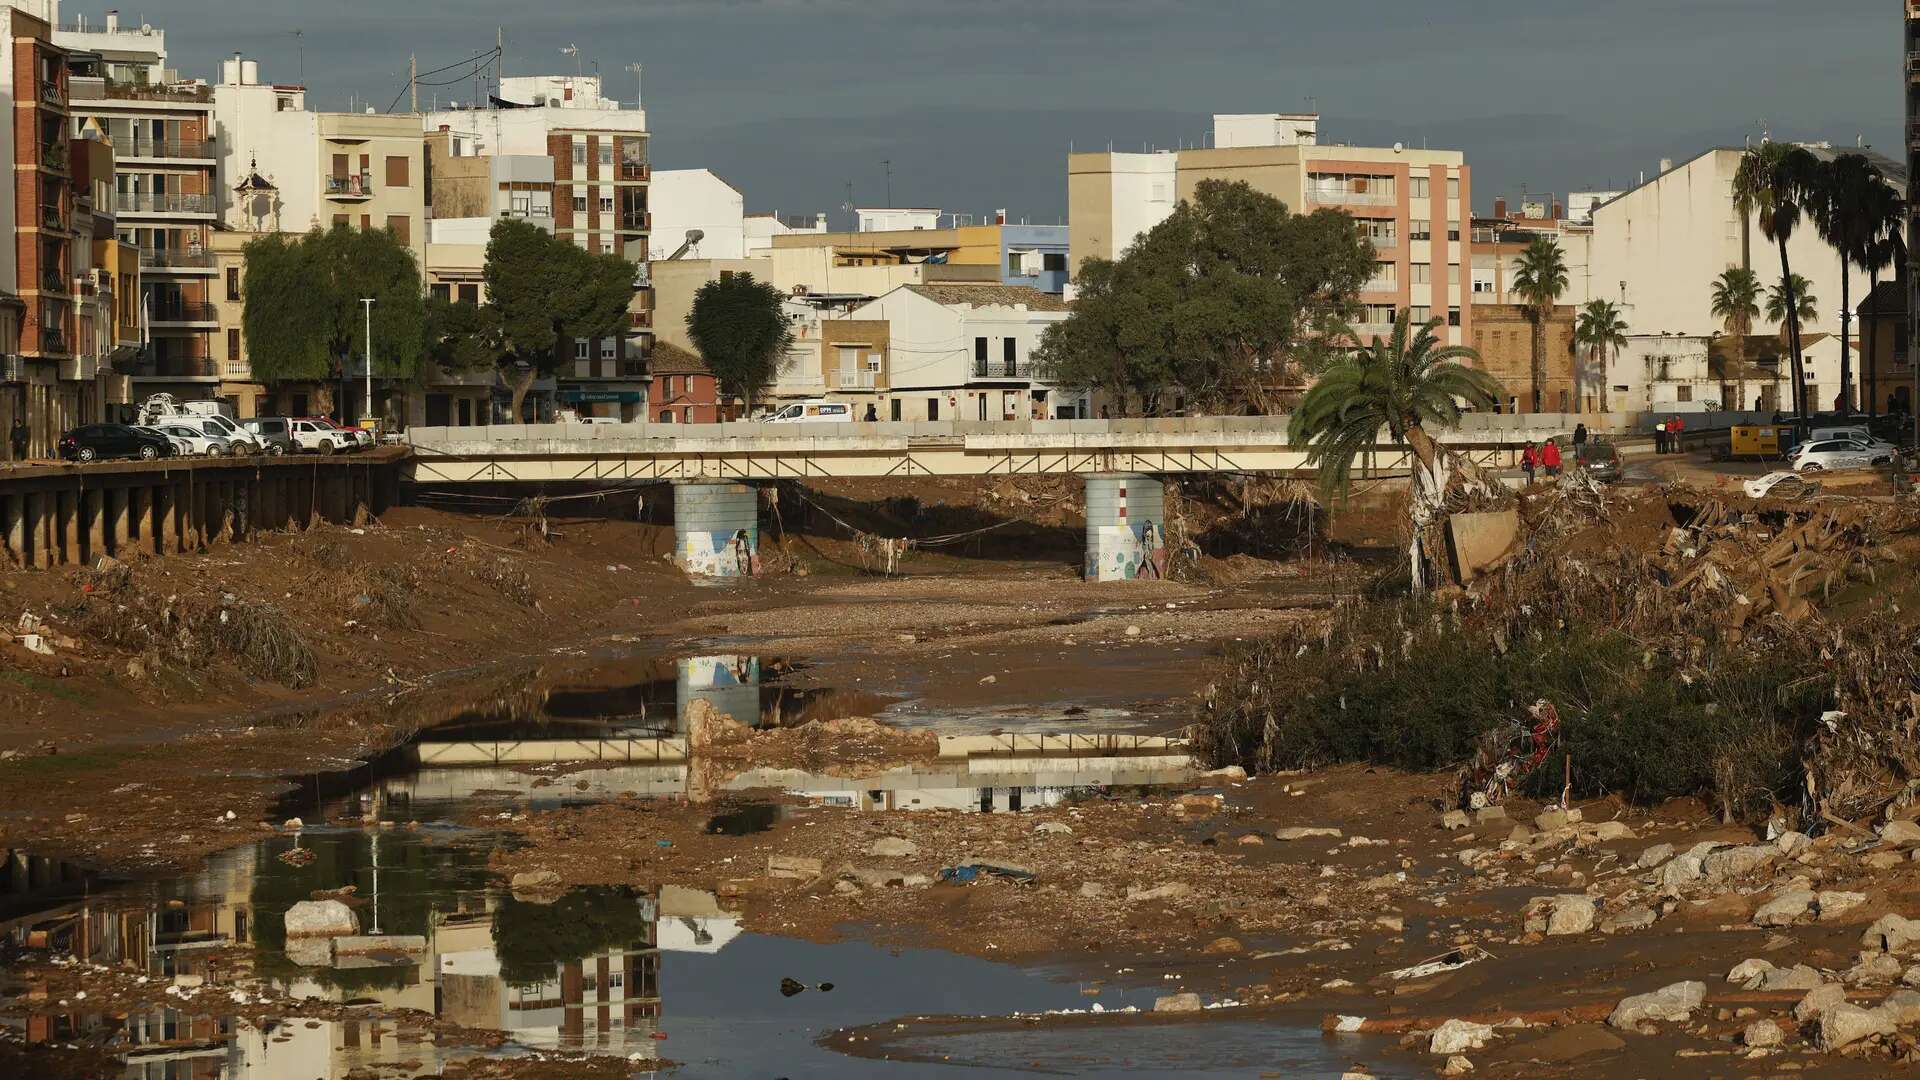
[125,0,1899,227]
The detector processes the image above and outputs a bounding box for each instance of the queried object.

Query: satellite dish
[140,23,152,34]
[1392,141,1404,153]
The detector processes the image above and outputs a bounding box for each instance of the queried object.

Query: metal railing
[151,301,217,322]
[122,191,212,214]
[1308,187,1395,206]
[620,163,650,180]
[139,247,214,268]
[837,368,878,389]
[42,142,68,171]
[971,359,1029,379]
[41,271,68,294]
[41,330,69,355]
[40,205,64,231]
[621,212,652,230]
[1367,233,1399,249]
[91,80,212,104]
[123,138,214,160]
[148,355,215,378]
[325,174,374,198]
[39,82,63,107]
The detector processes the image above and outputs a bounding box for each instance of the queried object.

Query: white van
[762,400,855,424]
[175,413,262,453]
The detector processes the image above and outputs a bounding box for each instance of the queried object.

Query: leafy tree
[1766,273,1819,344]
[423,294,503,378]
[486,218,637,420]
[241,225,426,413]
[1738,141,1821,422]
[1036,178,1374,414]
[1710,268,1763,409]
[1572,300,1627,413]
[1807,153,1887,412]
[1290,317,1501,592]
[492,887,656,986]
[1510,236,1568,412]
[685,273,793,413]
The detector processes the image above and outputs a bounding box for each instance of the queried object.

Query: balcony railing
[620,163,650,180]
[146,355,215,378]
[621,212,652,231]
[325,174,374,198]
[41,271,68,294]
[122,192,212,214]
[88,80,212,104]
[1309,187,1395,206]
[1367,234,1398,249]
[40,205,65,231]
[42,142,68,171]
[837,368,878,389]
[123,139,215,160]
[971,359,1029,380]
[1350,322,1397,341]
[39,82,63,108]
[628,310,653,329]
[1909,51,1920,75]
[139,247,214,269]
[151,301,217,322]
[41,330,69,356]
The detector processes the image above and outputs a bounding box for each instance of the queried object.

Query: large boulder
[1742,1018,1784,1048]
[1752,889,1816,927]
[1819,1002,1895,1050]
[1635,843,1674,870]
[1546,895,1597,936]
[1273,826,1342,841]
[1655,855,1704,888]
[1607,981,1705,1029]
[1817,891,1869,922]
[1700,844,1775,882]
[1758,964,1826,992]
[1429,1018,1496,1055]
[284,899,358,938]
[1153,992,1202,1013]
[1881,988,1920,1025]
[1726,958,1774,986]
[1862,914,1920,953]
[1599,905,1656,934]
[1793,983,1848,1023]
[1879,819,1920,846]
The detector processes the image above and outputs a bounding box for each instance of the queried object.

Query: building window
[333,214,348,228]
[600,236,614,255]
[386,216,409,244]
[385,156,410,188]
[575,339,590,360]
[1447,176,1460,199]
[1677,384,1693,402]
[1448,307,1461,326]
[1409,219,1431,241]
[598,142,613,167]
[430,283,451,302]
[360,214,371,230]
[1410,262,1431,284]
[573,195,587,213]
[225,266,240,300]
[1410,305,1432,323]
[927,397,939,421]
[890,398,901,421]
[1043,252,1067,272]
[572,140,586,166]
[227,327,240,360]
[974,337,988,366]
[1363,304,1398,325]
[1003,337,1016,369]
[1447,227,1460,242]
[458,283,479,305]
[599,338,616,360]
[1409,176,1430,199]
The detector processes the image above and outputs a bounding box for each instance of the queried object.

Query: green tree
[1289,317,1501,592]
[1036,178,1374,414]
[1807,152,1887,412]
[1510,235,1568,412]
[1737,141,1821,422]
[423,294,503,377]
[1710,268,1763,409]
[685,273,793,413]
[1572,299,1627,413]
[485,218,636,420]
[1766,273,1819,345]
[1861,188,1906,417]
[241,225,426,416]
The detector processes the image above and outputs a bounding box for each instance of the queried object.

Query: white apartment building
[744,212,826,257]
[840,283,1080,421]
[1589,145,1904,414]
[649,168,743,260]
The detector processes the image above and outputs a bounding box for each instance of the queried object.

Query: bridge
[404,417,1552,581]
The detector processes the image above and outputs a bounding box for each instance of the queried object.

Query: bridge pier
[672,481,760,577]
[1084,473,1168,581]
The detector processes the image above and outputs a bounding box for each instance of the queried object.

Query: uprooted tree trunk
[1404,424,1508,592]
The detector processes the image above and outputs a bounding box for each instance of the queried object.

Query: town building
[422,74,651,419]
[1469,195,1597,310]
[1467,303,1579,413]
[645,340,723,423]
[770,215,1068,294]
[1859,281,1911,415]
[834,283,1078,421]
[648,168,744,260]
[57,12,218,402]
[744,212,826,257]
[1587,145,1904,415]
[1069,112,1473,348]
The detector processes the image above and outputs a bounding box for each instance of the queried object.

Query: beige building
[1069,112,1473,348]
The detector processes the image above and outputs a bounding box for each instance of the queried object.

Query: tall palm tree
[1290,317,1501,593]
[1572,300,1627,413]
[1808,152,1886,413]
[1861,185,1906,417]
[1510,236,1568,413]
[1767,274,1819,346]
[1710,268,1763,411]
[1732,140,1789,276]
[1740,141,1821,422]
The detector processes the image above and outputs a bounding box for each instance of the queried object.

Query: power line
[384,47,500,113]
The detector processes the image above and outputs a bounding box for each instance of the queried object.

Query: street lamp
[360,297,375,426]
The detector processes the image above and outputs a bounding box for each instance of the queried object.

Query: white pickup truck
[289,419,355,454]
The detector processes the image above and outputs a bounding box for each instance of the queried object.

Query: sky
[117,0,1901,228]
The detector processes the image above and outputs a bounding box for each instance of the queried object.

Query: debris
[1153,992,1202,1013]
[283,900,358,938]
[1429,1018,1496,1055]
[868,837,918,858]
[1387,945,1493,981]
[1752,889,1816,927]
[1272,826,1342,841]
[1124,882,1193,903]
[938,862,1036,885]
[768,855,824,880]
[1607,980,1705,1029]
[509,869,563,891]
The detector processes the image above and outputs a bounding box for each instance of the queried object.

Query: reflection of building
[678,653,761,724]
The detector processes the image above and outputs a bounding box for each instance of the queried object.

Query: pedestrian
[1542,438,1563,478]
[1653,420,1666,455]
[1099,404,1110,419]
[7,416,25,463]
[863,403,877,422]
[1521,441,1538,486]
[1669,415,1685,454]
[1573,422,1588,447]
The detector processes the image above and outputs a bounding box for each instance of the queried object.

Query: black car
[58,423,175,463]
[1574,439,1622,482]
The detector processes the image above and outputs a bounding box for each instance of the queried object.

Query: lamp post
[360,297,375,426]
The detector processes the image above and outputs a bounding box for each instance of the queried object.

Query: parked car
[151,422,232,456]
[288,418,354,454]
[295,416,371,450]
[762,400,854,423]
[1790,439,1893,472]
[241,416,295,455]
[168,414,257,454]
[1574,439,1621,482]
[58,423,176,462]
[134,426,193,457]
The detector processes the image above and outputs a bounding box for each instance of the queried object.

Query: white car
[153,422,232,456]
[1790,438,1892,472]
[171,414,259,454]
[762,400,855,423]
[134,426,194,457]
[289,419,353,454]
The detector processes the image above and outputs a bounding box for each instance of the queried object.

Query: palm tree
[1710,268,1763,410]
[1510,236,1568,412]
[1739,141,1821,422]
[1290,317,1501,592]
[1572,300,1627,413]
[1808,153,1886,412]
[1860,185,1905,416]
[1767,274,1819,351]
[1732,140,1789,276]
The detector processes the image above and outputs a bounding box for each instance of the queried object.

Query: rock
[1472,805,1508,825]
[1589,821,1636,842]
[1607,981,1706,1029]
[1428,1018,1496,1055]
[284,900,358,938]
[1440,1056,1474,1076]
[1753,889,1816,927]
[509,870,562,891]
[1201,765,1248,781]
[1866,851,1906,871]
[1202,936,1243,954]
[1819,1002,1895,1050]
[833,879,861,895]
[1758,964,1825,991]
[1847,953,1904,986]
[1127,882,1193,903]
[868,837,918,858]
[1817,891,1868,922]
[1272,826,1341,841]
[173,974,204,988]
[1793,983,1848,1022]
[768,855,824,880]
[1078,882,1106,898]
[1879,988,1920,1025]
[1035,821,1073,835]
[1742,1018,1783,1048]
[1375,914,1405,933]
[895,634,917,643]
[1174,794,1222,816]
[844,866,913,889]
[284,936,332,967]
[1727,958,1774,985]
[334,935,426,955]
[1441,810,1471,830]
[1656,855,1704,888]
[1880,819,1920,846]
[1635,843,1674,869]
[977,674,997,685]
[1534,809,1571,831]
[1862,914,1920,953]
[1153,992,1202,1013]
[1701,844,1775,882]
[1545,895,1597,936]
[1775,830,1811,856]
[1600,905,1656,934]
[1234,834,1264,846]
[1124,625,1142,638]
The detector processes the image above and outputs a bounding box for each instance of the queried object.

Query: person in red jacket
[1541,438,1563,478]
[1521,441,1538,486]
[1668,415,1685,453]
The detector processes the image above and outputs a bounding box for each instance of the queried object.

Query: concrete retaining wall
[673,481,759,577]
[1084,474,1167,582]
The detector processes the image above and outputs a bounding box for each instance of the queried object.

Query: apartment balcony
[40,205,66,232]
[41,270,69,295]
[41,141,69,173]
[628,309,653,329]
[140,355,217,381]
[836,368,879,390]
[39,329,69,356]
[619,163,650,181]
[139,247,216,274]
[1309,188,1395,207]
[1362,277,1398,294]
[39,81,64,109]
[1368,234,1399,250]
[150,301,217,325]
[1909,51,1920,77]
[325,174,375,200]
[122,192,214,215]
[80,79,213,105]
[1350,322,1397,342]
[123,138,215,161]
[970,359,1029,381]
[620,212,653,231]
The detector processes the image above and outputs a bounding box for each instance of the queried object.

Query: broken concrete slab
[1607,981,1705,1029]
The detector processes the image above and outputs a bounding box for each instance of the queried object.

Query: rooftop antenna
[290,29,303,83]
[624,62,643,109]
[561,44,581,79]
[882,159,892,207]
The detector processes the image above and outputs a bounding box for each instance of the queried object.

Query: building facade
[1467,303,1578,413]
[839,283,1077,421]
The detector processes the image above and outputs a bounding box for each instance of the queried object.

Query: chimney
[994,208,1007,225]
[105,9,119,32]
[814,212,827,230]
[1551,200,1563,219]
[1493,197,1507,219]
[1658,157,1674,174]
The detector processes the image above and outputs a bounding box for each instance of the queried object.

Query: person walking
[863,403,878,422]
[1521,441,1538,486]
[1653,420,1667,455]
[1573,422,1588,447]
[8,416,26,463]
[1668,415,1685,454]
[1542,438,1563,478]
